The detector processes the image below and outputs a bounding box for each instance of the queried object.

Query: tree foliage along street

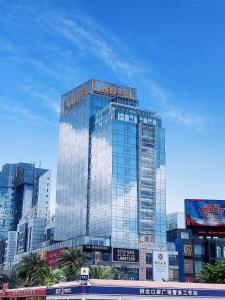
[2,252,66,288]
[18,252,48,286]
[56,248,84,281]
[0,248,117,288]
[0,266,20,289]
[89,265,115,279]
[30,267,66,286]
[0,249,85,288]
[196,261,225,283]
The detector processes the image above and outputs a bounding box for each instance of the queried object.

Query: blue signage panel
[47,287,80,295]
[80,275,89,280]
[47,285,225,297]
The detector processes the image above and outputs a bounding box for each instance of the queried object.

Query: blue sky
[1,0,225,214]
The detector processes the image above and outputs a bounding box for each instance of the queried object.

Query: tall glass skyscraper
[55,80,166,249]
[0,163,50,241]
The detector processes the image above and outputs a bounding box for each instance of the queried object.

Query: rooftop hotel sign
[62,79,136,115]
[62,86,88,116]
[91,80,135,99]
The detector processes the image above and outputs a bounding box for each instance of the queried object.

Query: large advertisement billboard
[185,199,225,233]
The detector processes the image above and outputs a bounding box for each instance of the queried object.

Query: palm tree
[89,266,115,279]
[0,271,9,288]
[52,268,67,283]
[30,266,51,286]
[31,267,66,286]
[0,266,20,289]
[18,252,47,286]
[57,248,84,281]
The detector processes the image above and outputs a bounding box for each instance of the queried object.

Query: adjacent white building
[167,212,185,230]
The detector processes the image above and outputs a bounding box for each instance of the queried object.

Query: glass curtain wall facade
[55,80,166,249]
[0,164,17,240]
[55,95,90,240]
[0,163,50,241]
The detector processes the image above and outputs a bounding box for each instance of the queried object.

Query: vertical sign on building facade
[153,250,169,281]
[80,267,89,281]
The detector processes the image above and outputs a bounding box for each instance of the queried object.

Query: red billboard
[185,199,225,236]
[45,248,64,269]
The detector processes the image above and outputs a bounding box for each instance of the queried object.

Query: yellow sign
[63,87,88,114]
[91,80,135,99]
[184,244,192,256]
[62,80,135,116]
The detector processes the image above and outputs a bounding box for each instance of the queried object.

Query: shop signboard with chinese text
[153,250,169,281]
[113,248,139,262]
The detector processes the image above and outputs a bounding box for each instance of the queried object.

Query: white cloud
[0,4,211,133]
[27,58,60,80]
[22,84,60,114]
[42,9,210,133]
[142,79,208,133]
[44,14,144,80]
[0,97,53,126]
[167,106,207,133]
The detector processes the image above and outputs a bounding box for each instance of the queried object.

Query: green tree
[196,260,225,283]
[0,266,20,289]
[31,267,66,286]
[18,252,47,286]
[57,248,84,281]
[52,268,67,283]
[0,271,10,288]
[89,266,115,279]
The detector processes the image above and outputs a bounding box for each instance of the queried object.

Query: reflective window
[169,255,178,266]
[181,231,190,239]
[146,253,153,264]
[194,244,204,256]
[216,246,222,258]
[195,260,203,274]
[146,267,153,280]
